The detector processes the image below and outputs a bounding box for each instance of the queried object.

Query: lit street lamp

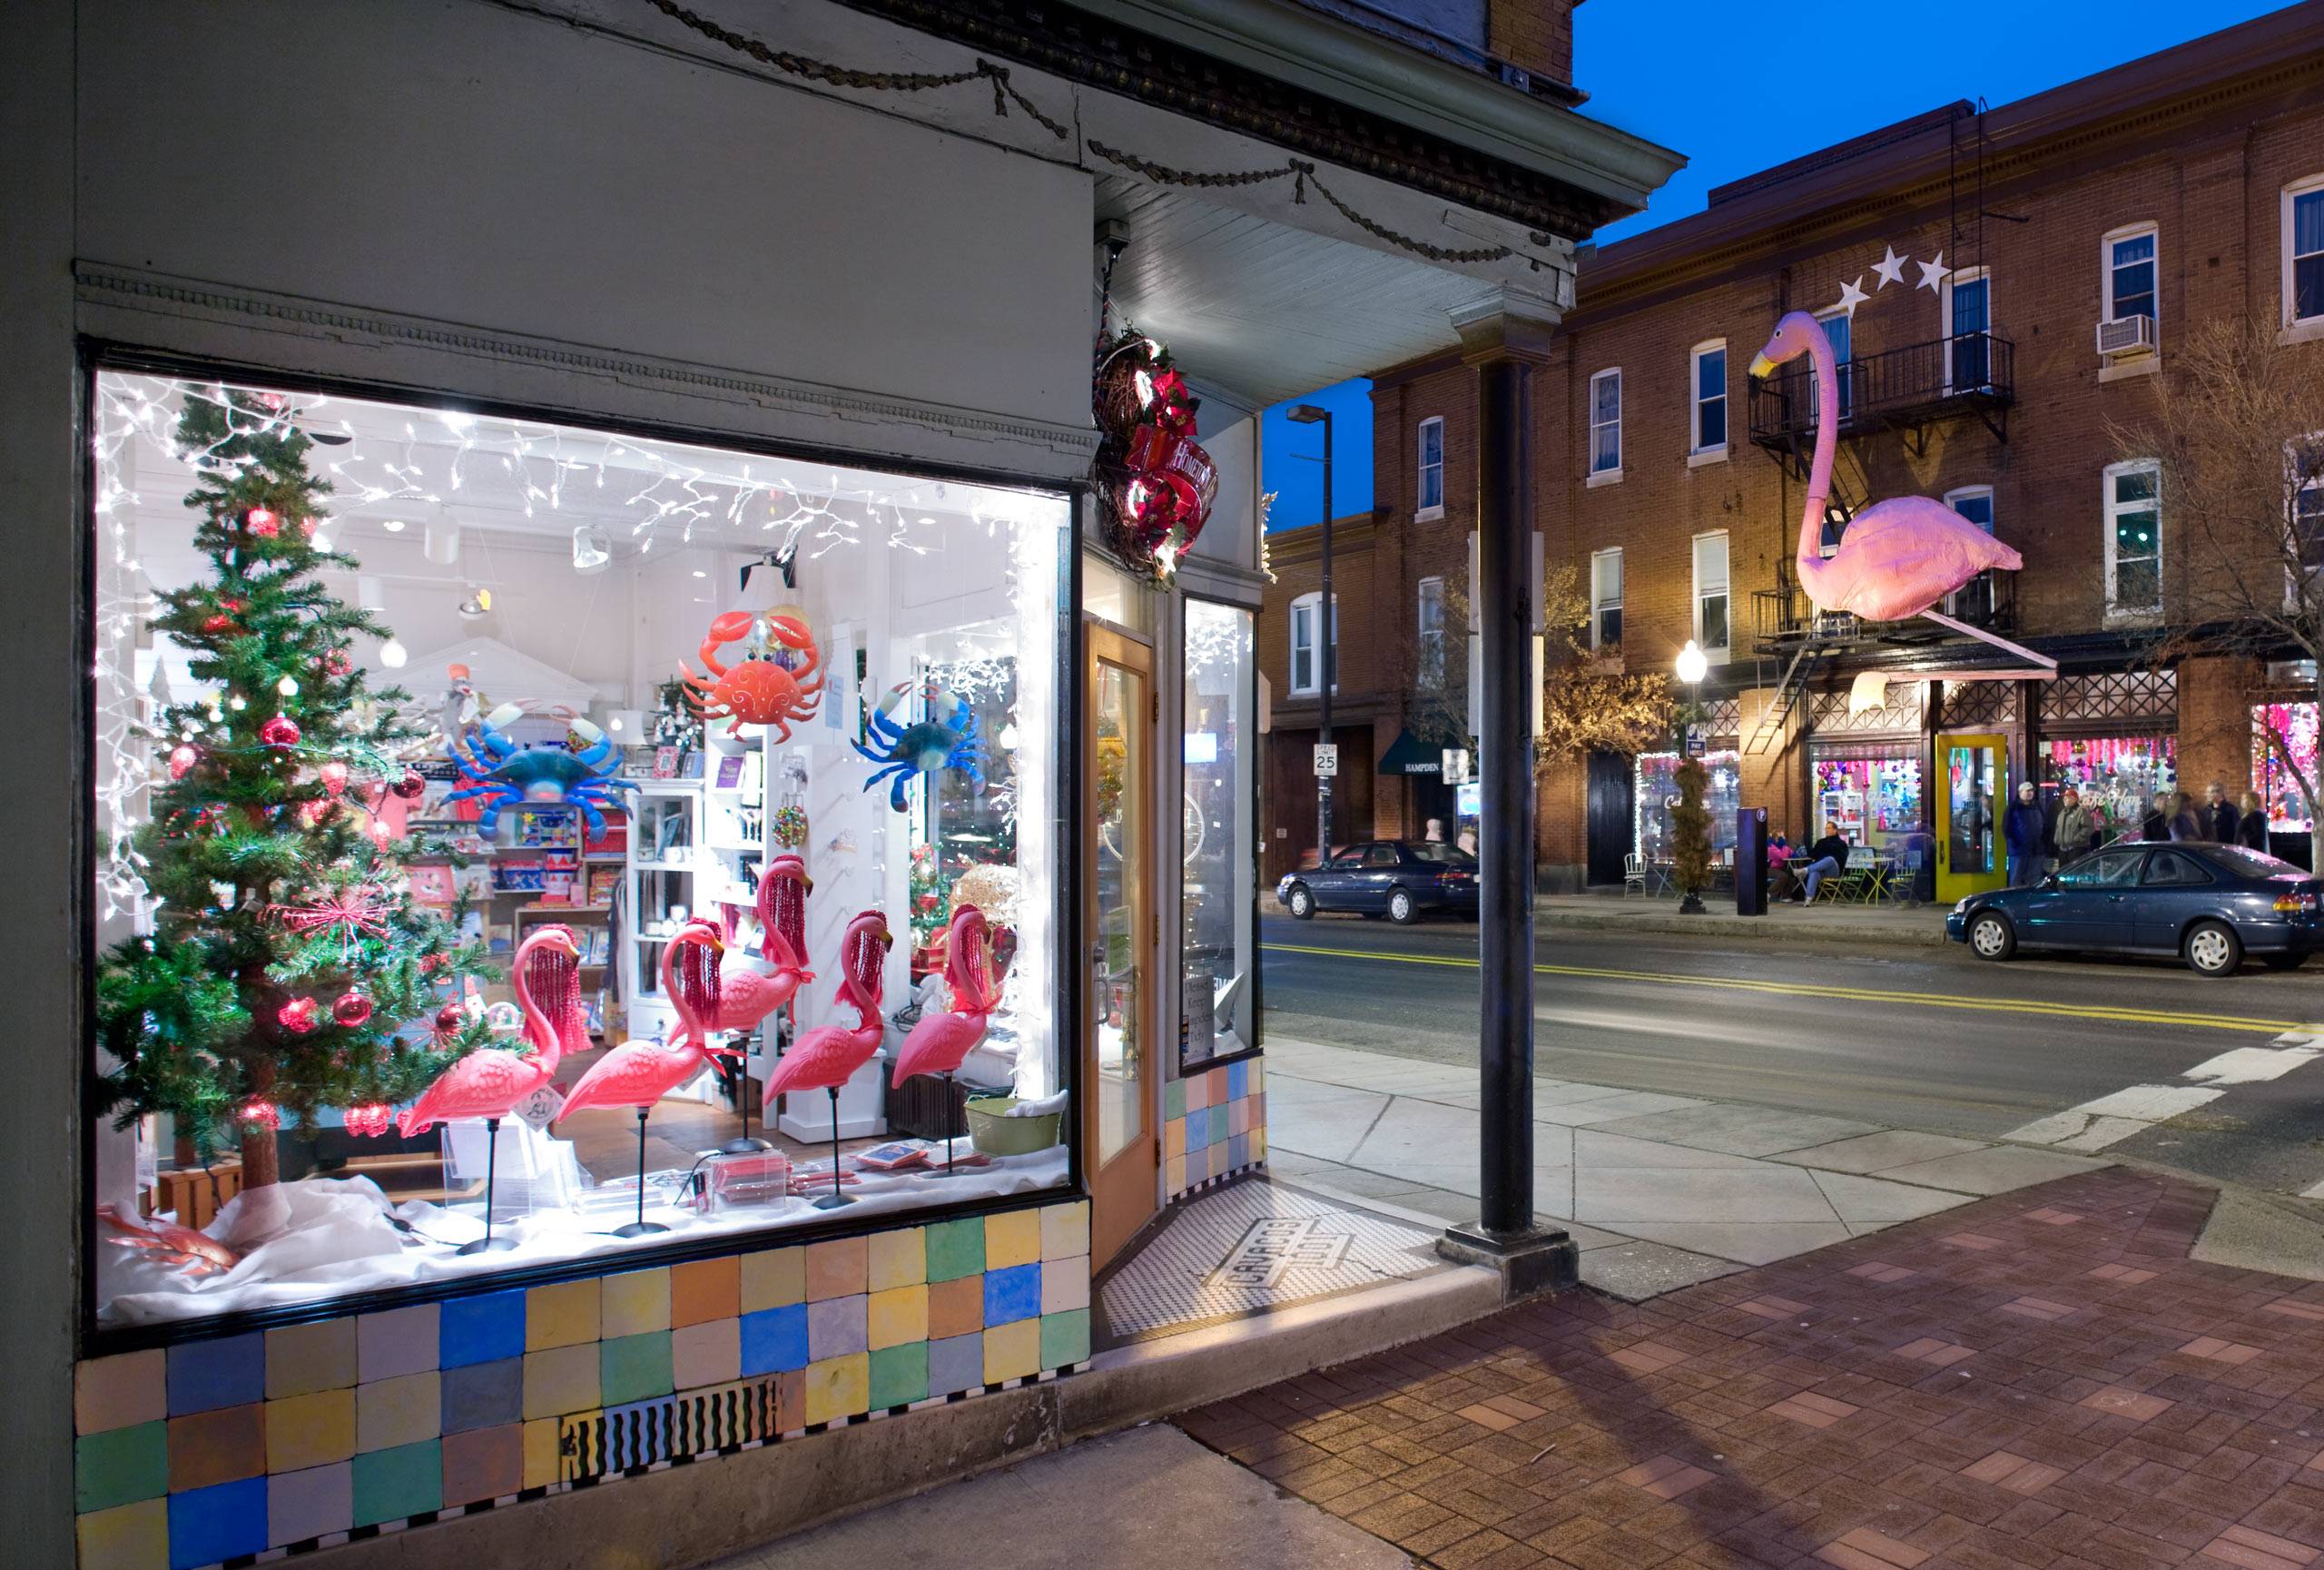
[1674,639,1708,914]
[1287,402,1334,864]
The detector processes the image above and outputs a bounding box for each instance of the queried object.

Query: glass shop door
[1936,733,2008,903]
[1086,623,1158,1269]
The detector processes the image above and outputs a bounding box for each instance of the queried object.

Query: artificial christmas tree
[95,387,495,1228]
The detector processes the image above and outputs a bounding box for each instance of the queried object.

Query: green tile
[924,1218,985,1283]
[1165,1079,1187,1120]
[1040,1310,1090,1371]
[598,1331,674,1407]
[868,1342,929,1410]
[352,1438,441,1526]
[75,1420,167,1513]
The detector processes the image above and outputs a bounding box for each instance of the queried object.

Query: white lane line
[2007,1027,2320,1153]
[2181,1042,2324,1084]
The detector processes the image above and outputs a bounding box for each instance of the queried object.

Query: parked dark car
[1277,841,1479,923]
[1945,841,2324,976]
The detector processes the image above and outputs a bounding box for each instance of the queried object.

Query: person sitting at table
[1792,822,1852,903]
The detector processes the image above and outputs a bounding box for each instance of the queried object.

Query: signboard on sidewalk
[1313,744,1339,777]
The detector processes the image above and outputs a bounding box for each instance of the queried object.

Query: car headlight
[1952,898,1972,914]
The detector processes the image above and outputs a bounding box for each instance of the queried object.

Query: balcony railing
[1748,331,2014,451]
[1750,553,2017,654]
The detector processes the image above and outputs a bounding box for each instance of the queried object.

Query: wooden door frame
[1085,621,1159,1269]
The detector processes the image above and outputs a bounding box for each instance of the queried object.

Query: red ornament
[245,508,281,538]
[344,1103,393,1138]
[296,800,330,828]
[319,760,350,796]
[277,996,320,1035]
[419,953,448,973]
[323,650,352,677]
[391,770,427,801]
[222,597,244,613]
[240,1098,282,1131]
[332,990,373,1028]
[300,517,319,538]
[201,614,231,635]
[261,716,301,749]
[433,1002,466,1038]
[169,744,199,780]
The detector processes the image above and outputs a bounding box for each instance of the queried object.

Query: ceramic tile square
[165,1334,263,1417]
[77,1419,168,1514]
[166,1402,264,1491]
[1166,1078,1187,1120]
[1227,1099,1248,1137]
[1229,1132,1249,1168]
[78,1349,167,1435]
[773,1369,807,1434]
[924,1217,985,1282]
[600,1268,672,1338]
[927,1276,984,1340]
[1185,1073,1210,1111]
[869,1342,929,1409]
[803,1353,869,1428]
[265,1388,355,1473]
[986,1209,1041,1269]
[1040,1201,1088,1260]
[869,1284,930,1349]
[808,1294,869,1360]
[1167,1156,1187,1194]
[1211,1114,1229,1150]
[1040,1257,1091,1315]
[1184,1107,1209,1150]
[522,1344,600,1421]
[805,1236,869,1301]
[928,1333,984,1397]
[267,1461,351,1548]
[440,1356,524,1434]
[266,1318,357,1400]
[868,1226,928,1291]
[439,1423,524,1507]
[600,1331,674,1407]
[438,1289,526,1368]
[672,1256,740,1327]
[77,1496,168,1570]
[1164,1119,1186,1158]
[352,1438,441,1527]
[167,1476,268,1569]
[672,1318,741,1390]
[984,1263,1041,1326]
[1040,1309,1090,1369]
[356,1370,440,1454]
[1228,1061,1249,1100]
[740,1304,810,1376]
[739,1247,805,1312]
[983,1318,1040,1384]
[521,1417,564,1491]
[524,1279,600,1351]
[354,1304,439,1385]
[1247,1058,1264,1091]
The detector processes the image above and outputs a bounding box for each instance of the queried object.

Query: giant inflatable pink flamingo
[556,922,724,1236]
[1749,311,2053,677]
[891,904,1004,1179]
[399,924,584,1253]
[765,909,892,1208]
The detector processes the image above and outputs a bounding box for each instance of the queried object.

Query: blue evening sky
[1258,0,2289,529]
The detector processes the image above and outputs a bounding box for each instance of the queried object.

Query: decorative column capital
[1451,285,1565,365]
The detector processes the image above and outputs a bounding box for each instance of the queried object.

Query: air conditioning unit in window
[2096,314,2157,358]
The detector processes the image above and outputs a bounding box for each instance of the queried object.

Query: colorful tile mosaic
[73,1200,1093,1570]
[1165,1055,1265,1200]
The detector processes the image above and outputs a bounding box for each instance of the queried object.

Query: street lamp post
[1288,403,1334,864]
[1674,639,1709,915]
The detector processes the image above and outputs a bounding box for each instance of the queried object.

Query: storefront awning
[1378,726,1450,775]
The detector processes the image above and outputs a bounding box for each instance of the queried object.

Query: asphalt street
[1259,912,2324,1197]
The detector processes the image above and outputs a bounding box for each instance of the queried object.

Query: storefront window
[1182,601,1255,1065]
[1812,756,1923,854]
[2254,704,2320,832]
[90,370,1070,1326]
[1635,751,1741,864]
[2041,736,2176,842]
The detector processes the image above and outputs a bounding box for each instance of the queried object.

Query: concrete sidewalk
[1537,894,1951,948]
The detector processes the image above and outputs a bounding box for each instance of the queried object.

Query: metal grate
[1940,681,2020,727]
[2039,669,2176,726]
[1808,686,1926,736]
[561,1375,783,1482]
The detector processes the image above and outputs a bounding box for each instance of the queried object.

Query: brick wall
[1486,0,1574,87]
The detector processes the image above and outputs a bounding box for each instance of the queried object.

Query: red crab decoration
[96,1204,244,1279]
[676,612,826,740]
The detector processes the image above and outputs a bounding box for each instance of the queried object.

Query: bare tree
[2112,319,2324,864]
[1535,564,1673,760]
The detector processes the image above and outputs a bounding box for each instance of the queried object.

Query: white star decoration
[1872,246,1907,290]
[1835,276,1868,317]
[1917,252,1949,293]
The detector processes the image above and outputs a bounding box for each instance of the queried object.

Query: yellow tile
[525,1279,600,1351]
[75,1349,167,1434]
[867,1227,927,1292]
[599,1269,671,1338]
[867,1285,929,1350]
[1164,1119,1185,1157]
[266,1317,358,1398]
[521,1417,566,1490]
[803,1353,870,1427]
[740,1248,804,1313]
[522,1344,600,1421]
[1247,1059,1264,1091]
[1166,1157,1185,1195]
[804,1236,868,1301]
[983,1319,1040,1385]
[1040,1202,1089,1262]
[76,1497,169,1570]
[264,1387,356,1472]
[984,1210,1040,1269]
[1253,1129,1266,1160]
[356,1370,440,1452]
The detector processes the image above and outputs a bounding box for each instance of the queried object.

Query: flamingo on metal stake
[398,924,584,1254]
[891,904,1003,1179]
[686,913,814,1153]
[556,923,725,1237]
[764,909,891,1208]
[748,853,812,1141]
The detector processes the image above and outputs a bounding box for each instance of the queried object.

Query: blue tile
[168,1476,268,1569]
[1182,1107,1207,1150]
[438,1288,525,1368]
[440,1356,523,1433]
[928,1333,984,1397]
[165,1334,264,1417]
[1229,1133,1250,1170]
[1227,1061,1248,1101]
[739,1304,809,1376]
[983,1263,1041,1327]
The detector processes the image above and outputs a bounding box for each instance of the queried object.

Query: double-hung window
[1589,369,1621,478]
[1415,417,1445,518]
[2104,460,2162,617]
[2288,175,2324,331]
[1692,531,1729,657]
[1946,268,1992,391]
[2291,436,2324,592]
[1590,548,1623,649]
[1945,487,1997,622]
[1812,310,1852,424]
[1290,591,1336,695]
[1690,341,1727,456]
[1416,578,1445,687]
[2105,226,2158,323]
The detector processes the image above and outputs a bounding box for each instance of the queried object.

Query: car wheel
[2264,953,2309,972]
[2184,920,2243,977]
[1286,884,1315,920]
[1387,888,1418,924]
[1967,911,2015,961]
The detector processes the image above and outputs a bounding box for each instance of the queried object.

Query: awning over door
[1378,726,1449,775]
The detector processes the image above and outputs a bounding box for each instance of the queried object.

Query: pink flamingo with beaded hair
[891,904,1002,1087]
[556,922,728,1119]
[397,924,583,1138]
[765,909,891,1100]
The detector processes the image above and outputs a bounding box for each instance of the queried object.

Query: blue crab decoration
[446,702,636,835]
[852,685,984,813]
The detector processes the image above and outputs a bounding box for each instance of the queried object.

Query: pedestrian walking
[2053,787,2095,863]
[2168,790,2205,842]
[2142,792,2171,841]
[2004,783,2046,886]
[2207,781,2241,844]
[2239,792,2271,852]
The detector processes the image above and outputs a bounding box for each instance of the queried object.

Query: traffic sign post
[1313,744,1339,777]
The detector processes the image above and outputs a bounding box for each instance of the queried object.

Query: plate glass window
[1181,601,1254,1067]
[1415,578,1445,687]
[1590,548,1623,649]
[1945,488,1996,622]
[1691,343,1727,453]
[1589,370,1621,475]
[2108,230,2157,322]
[2106,461,2162,616]
[2291,179,2324,325]
[1691,531,1728,656]
[1416,417,1444,516]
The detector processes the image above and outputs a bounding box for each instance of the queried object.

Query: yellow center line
[1260,942,2311,1035]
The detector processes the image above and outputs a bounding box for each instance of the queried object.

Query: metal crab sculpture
[678,610,826,739]
[852,685,984,813]
[446,701,635,835]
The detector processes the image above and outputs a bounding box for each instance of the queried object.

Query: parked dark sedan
[1277,841,1480,923]
[1945,841,2324,976]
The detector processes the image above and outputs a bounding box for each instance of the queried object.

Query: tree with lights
[95,388,495,1217]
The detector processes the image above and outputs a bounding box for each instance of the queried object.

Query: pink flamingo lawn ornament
[399,924,584,1254]
[685,909,814,1154]
[760,853,810,971]
[556,922,725,1237]
[764,909,892,1209]
[1748,311,2055,676]
[891,904,1006,1180]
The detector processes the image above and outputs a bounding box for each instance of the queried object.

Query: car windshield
[2201,844,2303,880]
[1407,843,1476,866]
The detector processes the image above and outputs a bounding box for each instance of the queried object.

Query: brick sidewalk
[1177,1169,2324,1570]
